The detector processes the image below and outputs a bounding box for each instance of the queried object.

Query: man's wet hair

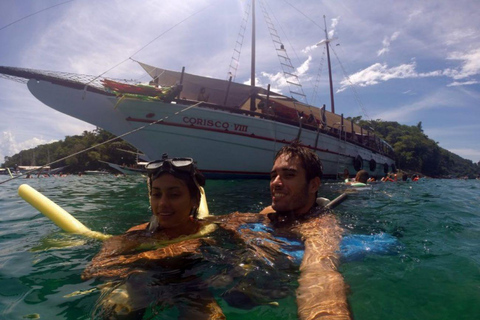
[355,169,369,183]
[274,140,323,181]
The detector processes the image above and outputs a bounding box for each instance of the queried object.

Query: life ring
[350,182,367,187]
[353,155,363,171]
[369,159,377,172]
[383,163,389,174]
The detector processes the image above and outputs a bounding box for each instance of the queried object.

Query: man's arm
[294,214,351,320]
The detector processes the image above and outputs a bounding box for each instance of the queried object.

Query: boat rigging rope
[263,0,305,77]
[280,0,323,30]
[0,101,203,185]
[82,2,215,91]
[330,45,371,121]
[0,0,75,32]
[311,46,327,107]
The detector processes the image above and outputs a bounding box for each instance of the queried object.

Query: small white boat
[99,161,146,175]
[83,170,109,175]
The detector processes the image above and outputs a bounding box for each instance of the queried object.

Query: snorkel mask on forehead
[145,153,205,187]
[145,154,208,232]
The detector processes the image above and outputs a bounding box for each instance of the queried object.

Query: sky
[1,0,479,166]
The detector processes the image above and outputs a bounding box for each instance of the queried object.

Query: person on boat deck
[257,142,352,320]
[258,101,275,117]
[82,154,225,319]
[197,87,210,102]
[346,169,369,185]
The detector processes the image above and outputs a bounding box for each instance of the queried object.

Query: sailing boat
[0,1,394,179]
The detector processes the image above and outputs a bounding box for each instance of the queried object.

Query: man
[261,142,323,218]
[346,169,369,185]
[260,142,352,320]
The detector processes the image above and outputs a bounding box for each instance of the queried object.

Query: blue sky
[1,0,479,165]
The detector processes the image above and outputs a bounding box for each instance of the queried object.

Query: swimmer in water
[346,169,369,185]
[82,154,225,319]
[260,141,352,319]
[217,142,351,319]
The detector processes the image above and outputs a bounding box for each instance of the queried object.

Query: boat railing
[173,97,394,159]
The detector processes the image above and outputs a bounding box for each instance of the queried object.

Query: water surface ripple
[0,176,479,319]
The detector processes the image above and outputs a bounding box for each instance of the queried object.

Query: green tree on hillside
[347,118,478,178]
[2,128,138,173]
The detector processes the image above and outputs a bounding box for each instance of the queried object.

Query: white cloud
[0,131,17,163]
[377,31,401,57]
[448,148,480,163]
[0,131,57,165]
[446,48,480,80]
[339,62,417,90]
[259,72,287,91]
[426,124,480,138]
[407,9,423,22]
[338,60,464,92]
[297,55,313,76]
[425,123,480,163]
[255,56,312,97]
[373,89,459,122]
[302,44,318,54]
[329,17,340,39]
[447,80,479,87]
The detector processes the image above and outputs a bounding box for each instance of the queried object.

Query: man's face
[269,154,320,215]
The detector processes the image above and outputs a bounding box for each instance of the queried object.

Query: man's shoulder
[259,205,275,215]
[126,222,149,233]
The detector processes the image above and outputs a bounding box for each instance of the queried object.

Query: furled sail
[137,61,277,108]
[137,61,375,139]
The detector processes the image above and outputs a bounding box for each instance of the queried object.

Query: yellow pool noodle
[18,184,111,240]
[197,186,209,219]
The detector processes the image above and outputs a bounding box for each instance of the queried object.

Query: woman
[126,154,210,237]
[82,154,225,319]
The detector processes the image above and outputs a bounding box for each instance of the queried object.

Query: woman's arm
[82,234,205,280]
[295,215,351,320]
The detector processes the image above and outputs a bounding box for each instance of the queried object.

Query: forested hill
[2,129,139,173]
[353,118,479,178]
[2,124,479,178]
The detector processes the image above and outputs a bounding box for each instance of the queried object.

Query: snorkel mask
[146,153,205,189]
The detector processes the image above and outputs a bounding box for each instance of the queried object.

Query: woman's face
[150,173,196,231]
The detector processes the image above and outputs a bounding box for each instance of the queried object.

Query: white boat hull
[27,79,394,179]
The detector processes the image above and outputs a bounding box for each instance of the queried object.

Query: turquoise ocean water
[0,175,479,319]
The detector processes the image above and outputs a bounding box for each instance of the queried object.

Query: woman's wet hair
[274,140,323,181]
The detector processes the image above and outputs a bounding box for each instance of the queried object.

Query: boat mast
[324,15,335,114]
[250,0,256,111]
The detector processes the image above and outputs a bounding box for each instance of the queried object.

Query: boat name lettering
[183,117,248,132]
